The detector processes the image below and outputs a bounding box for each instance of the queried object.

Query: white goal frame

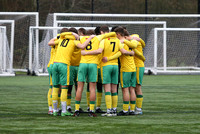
[0,20,15,76]
[55,20,167,74]
[53,13,200,29]
[0,12,39,72]
[154,28,200,75]
[30,21,167,76]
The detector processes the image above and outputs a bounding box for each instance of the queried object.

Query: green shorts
[78,63,98,83]
[47,64,54,85]
[97,68,102,83]
[69,66,78,86]
[120,71,136,88]
[102,65,118,84]
[52,63,70,86]
[136,67,145,85]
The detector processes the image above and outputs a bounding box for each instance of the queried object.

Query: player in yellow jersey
[78,28,93,112]
[94,26,105,113]
[126,33,145,115]
[114,27,137,116]
[47,28,71,116]
[48,28,95,116]
[81,25,123,116]
[67,28,85,113]
[85,26,105,113]
[74,29,116,117]
[47,33,61,115]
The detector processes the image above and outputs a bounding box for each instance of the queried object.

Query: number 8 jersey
[80,35,104,64]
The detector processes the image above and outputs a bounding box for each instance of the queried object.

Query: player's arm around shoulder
[132,34,145,48]
[123,39,138,49]
[103,51,122,63]
[48,38,59,46]
[119,42,133,55]
[81,37,104,55]
[97,32,116,41]
[134,49,145,61]
[81,39,104,55]
[76,35,96,49]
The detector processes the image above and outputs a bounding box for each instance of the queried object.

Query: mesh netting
[0,13,37,70]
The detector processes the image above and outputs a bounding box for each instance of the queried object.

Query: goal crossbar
[54,13,200,18]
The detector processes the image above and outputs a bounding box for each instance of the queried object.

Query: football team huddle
[47,25,145,117]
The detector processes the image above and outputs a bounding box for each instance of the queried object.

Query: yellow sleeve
[54,39,59,45]
[140,38,146,48]
[132,34,139,37]
[97,32,116,41]
[99,40,105,49]
[60,32,72,38]
[65,35,76,40]
[74,40,81,46]
[124,39,138,49]
[132,34,145,48]
[134,49,145,61]
[104,32,116,38]
[107,51,122,61]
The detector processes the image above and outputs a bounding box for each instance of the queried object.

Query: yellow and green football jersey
[120,43,136,72]
[80,35,104,64]
[134,41,144,67]
[53,36,80,65]
[71,46,81,66]
[47,34,60,67]
[99,37,122,67]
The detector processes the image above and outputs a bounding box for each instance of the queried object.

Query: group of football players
[47,25,145,117]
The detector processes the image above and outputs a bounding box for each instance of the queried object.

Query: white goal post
[0,20,15,76]
[30,21,166,76]
[0,12,39,73]
[154,28,200,75]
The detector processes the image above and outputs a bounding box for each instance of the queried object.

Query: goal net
[0,12,39,72]
[30,21,166,76]
[154,28,200,74]
[45,13,200,74]
[0,20,15,76]
[30,27,63,76]
[0,26,14,76]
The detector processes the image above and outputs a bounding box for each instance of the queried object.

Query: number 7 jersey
[99,37,123,67]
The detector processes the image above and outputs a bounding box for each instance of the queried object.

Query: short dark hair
[60,28,69,33]
[122,26,127,30]
[124,29,129,36]
[111,26,118,32]
[86,29,95,35]
[78,28,86,35]
[100,25,109,33]
[114,27,125,36]
[69,27,78,34]
[94,26,101,35]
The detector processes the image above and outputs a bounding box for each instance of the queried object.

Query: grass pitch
[0,75,200,133]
